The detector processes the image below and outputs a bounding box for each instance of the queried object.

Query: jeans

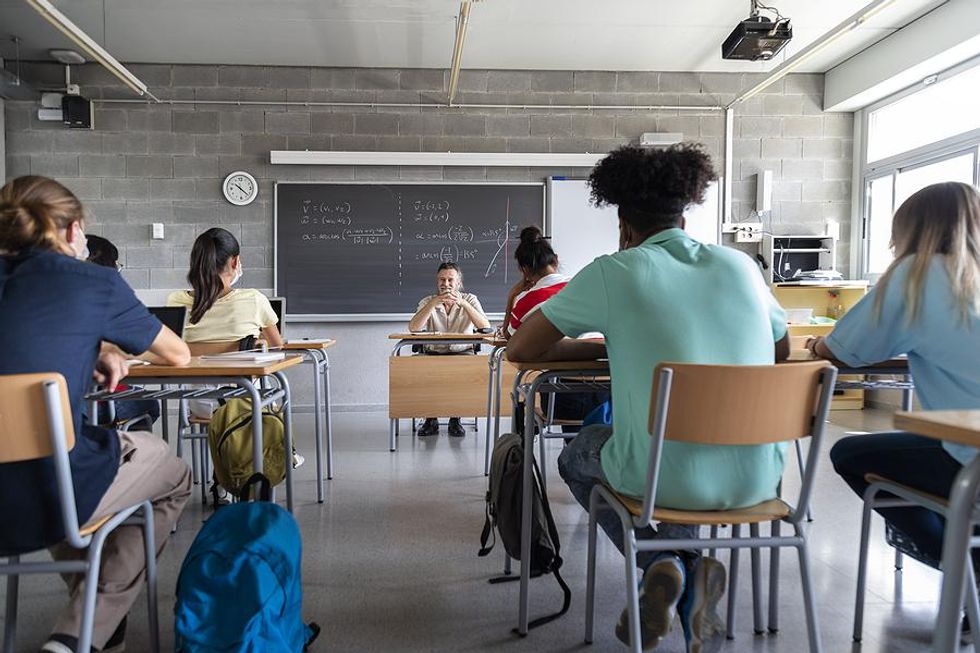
[830,431,980,570]
[558,424,699,571]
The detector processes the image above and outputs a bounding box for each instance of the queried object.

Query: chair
[0,373,159,653]
[269,297,285,338]
[853,473,980,650]
[584,361,836,653]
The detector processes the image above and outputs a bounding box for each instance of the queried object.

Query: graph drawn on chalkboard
[274,182,544,321]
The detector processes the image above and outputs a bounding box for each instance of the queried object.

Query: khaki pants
[49,430,191,648]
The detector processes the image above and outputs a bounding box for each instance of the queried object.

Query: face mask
[231,263,243,286]
[72,227,90,261]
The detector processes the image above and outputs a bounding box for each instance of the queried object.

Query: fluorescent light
[25,0,157,101]
[270,150,607,168]
[447,1,473,105]
[731,0,899,106]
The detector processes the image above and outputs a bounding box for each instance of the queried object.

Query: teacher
[408,262,490,437]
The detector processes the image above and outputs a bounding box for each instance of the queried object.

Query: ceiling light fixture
[729,0,898,107]
[447,1,473,105]
[25,0,159,102]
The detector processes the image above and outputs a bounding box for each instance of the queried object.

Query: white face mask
[231,263,243,286]
[71,226,90,261]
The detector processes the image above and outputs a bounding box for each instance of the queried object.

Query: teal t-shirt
[540,228,788,510]
[826,256,980,466]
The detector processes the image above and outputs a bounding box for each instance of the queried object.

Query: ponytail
[188,227,240,324]
[514,225,557,276]
[0,176,83,256]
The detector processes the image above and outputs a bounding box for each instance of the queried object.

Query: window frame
[853,55,980,280]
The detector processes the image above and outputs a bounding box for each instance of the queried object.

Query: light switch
[152,223,165,240]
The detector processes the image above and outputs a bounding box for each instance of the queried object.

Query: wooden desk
[88,354,304,512]
[387,332,497,452]
[788,347,913,410]
[281,340,336,501]
[893,411,980,653]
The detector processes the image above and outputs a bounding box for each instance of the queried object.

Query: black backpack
[478,431,571,631]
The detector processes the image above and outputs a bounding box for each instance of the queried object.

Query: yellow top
[167,289,278,344]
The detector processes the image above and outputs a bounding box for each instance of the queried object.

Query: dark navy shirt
[0,249,161,554]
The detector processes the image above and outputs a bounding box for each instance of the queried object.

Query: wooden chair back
[0,373,74,463]
[650,361,832,446]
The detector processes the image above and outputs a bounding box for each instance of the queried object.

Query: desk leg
[275,371,295,514]
[324,353,334,481]
[518,376,540,636]
[311,352,325,503]
[389,419,397,452]
[244,379,264,478]
[902,378,913,411]
[484,353,496,476]
[933,456,980,653]
[495,356,504,442]
[159,386,169,444]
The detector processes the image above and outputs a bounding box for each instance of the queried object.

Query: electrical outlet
[735,222,763,243]
[151,223,165,240]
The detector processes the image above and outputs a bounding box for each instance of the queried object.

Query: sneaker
[292,448,305,469]
[417,418,439,437]
[678,557,726,653]
[615,555,685,649]
[40,618,126,653]
[448,417,466,438]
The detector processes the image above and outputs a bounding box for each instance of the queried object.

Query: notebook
[199,351,286,363]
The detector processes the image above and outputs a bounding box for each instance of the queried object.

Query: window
[858,57,980,278]
[867,64,980,164]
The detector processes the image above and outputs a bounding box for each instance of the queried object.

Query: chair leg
[538,429,547,486]
[623,531,643,653]
[768,519,781,633]
[78,543,106,653]
[894,548,904,571]
[796,533,823,653]
[708,525,718,558]
[585,496,601,644]
[726,523,742,640]
[966,563,980,653]
[141,501,160,653]
[190,436,200,486]
[853,489,876,642]
[795,440,814,522]
[750,523,764,635]
[4,556,19,653]
[197,440,207,506]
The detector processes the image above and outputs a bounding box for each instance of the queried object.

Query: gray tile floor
[1,408,967,652]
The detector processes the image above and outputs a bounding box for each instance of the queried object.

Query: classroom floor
[1,407,968,652]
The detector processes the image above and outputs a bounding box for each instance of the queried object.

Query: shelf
[772,248,832,254]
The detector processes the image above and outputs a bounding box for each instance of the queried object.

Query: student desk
[892,411,980,653]
[788,345,914,410]
[505,358,611,637]
[85,355,303,512]
[387,333,491,452]
[282,340,336,502]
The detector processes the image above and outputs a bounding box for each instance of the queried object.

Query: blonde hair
[0,176,84,256]
[875,181,980,323]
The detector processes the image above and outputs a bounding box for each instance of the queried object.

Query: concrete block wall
[4,64,854,408]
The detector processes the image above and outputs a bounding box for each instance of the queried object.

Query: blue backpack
[174,475,320,652]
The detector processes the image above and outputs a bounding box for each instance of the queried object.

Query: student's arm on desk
[262,324,284,348]
[506,310,606,362]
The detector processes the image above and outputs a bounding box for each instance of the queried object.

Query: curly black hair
[588,143,717,232]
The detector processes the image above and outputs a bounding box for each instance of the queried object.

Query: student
[507,144,790,651]
[503,226,608,430]
[0,175,192,653]
[167,228,301,466]
[408,262,490,437]
[167,227,283,349]
[810,182,980,582]
[85,233,161,431]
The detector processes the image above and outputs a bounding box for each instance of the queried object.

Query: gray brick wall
[3,65,853,407]
[3,64,853,289]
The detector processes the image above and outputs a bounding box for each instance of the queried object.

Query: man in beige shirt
[408,262,490,436]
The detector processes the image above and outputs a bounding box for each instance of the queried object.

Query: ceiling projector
[722,6,792,61]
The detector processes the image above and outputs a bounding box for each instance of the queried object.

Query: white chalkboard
[547,178,721,277]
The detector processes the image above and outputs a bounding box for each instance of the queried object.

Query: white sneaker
[292,450,305,469]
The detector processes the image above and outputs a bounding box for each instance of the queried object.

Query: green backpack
[208,399,286,498]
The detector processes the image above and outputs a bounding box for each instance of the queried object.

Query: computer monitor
[148,306,187,338]
[269,297,285,337]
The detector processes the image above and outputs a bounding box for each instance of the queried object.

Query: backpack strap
[239,473,272,502]
[477,489,496,557]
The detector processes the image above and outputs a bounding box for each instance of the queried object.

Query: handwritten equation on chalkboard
[275,183,544,316]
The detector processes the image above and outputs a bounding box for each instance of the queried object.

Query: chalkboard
[274,182,545,319]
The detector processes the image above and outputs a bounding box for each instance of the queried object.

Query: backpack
[208,398,286,498]
[174,474,320,653]
[478,431,571,631]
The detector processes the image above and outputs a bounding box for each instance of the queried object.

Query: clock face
[223,171,258,206]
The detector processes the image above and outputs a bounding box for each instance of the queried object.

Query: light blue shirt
[826,256,980,465]
[540,228,788,510]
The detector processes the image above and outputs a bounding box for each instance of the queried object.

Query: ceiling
[0,0,948,75]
